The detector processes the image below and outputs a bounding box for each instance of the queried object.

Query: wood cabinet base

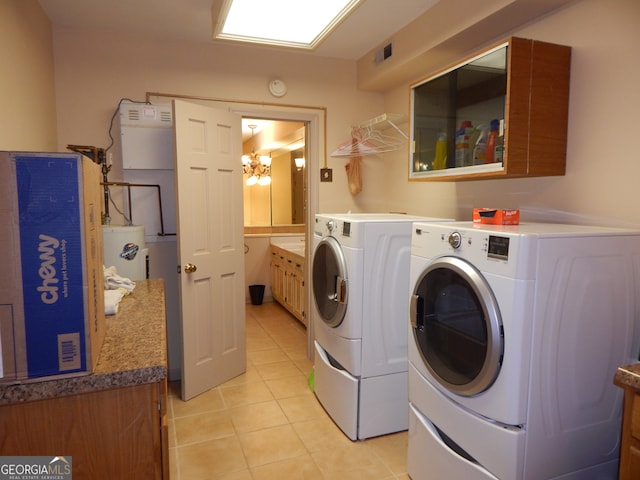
[0,380,168,480]
[617,386,640,479]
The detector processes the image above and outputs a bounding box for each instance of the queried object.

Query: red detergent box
[0,152,105,383]
[472,208,520,225]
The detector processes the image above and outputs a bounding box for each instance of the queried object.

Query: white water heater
[102,225,149,281]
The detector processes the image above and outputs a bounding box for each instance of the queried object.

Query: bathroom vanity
[270,238,306,325]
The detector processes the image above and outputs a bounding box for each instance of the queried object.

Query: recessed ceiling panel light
[213,0,363,50]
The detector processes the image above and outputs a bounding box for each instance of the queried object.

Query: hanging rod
[330,113,408,158]
[358,113,408,139]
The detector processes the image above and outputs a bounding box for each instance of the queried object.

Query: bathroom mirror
[242,120,306,227]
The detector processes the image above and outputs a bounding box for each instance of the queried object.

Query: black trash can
[249,284,265,305]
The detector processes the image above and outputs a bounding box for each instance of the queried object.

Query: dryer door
[312,236,348,327]
[410,256,503,396]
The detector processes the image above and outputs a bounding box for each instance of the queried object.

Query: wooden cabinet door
[0,382,166,480]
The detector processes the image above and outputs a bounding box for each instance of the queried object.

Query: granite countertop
[0,279,167,405]
[614,363,640,390]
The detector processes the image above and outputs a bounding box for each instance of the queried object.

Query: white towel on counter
[104,287,128,315]
[103,265,136,293]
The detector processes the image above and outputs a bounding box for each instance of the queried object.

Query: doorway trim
[146,92,324,359]
[231,103,322,360]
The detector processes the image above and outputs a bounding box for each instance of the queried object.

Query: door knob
[184,263,197,274]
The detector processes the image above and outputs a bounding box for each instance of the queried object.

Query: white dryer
[407,221,640,480]
[312,213,452,440]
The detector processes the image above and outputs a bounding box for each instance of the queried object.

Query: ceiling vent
[374,42,393,65]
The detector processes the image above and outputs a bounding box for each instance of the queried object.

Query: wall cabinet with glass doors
[409,37,571,181]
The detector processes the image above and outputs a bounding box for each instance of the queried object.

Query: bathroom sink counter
[271,243,305,260]
[271,235,305,259]
[0,278,167,404]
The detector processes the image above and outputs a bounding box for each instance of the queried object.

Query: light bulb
[260,155,272,167]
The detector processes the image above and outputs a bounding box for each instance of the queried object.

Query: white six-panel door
[173,100,246,401]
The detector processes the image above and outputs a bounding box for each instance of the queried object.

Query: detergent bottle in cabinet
[454,121,474,167]
[472,124,489,165]
[486,120,498,163]
[493,119,505,163]
[432,133,447,170]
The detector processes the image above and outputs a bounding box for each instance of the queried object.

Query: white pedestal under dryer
[311,213,452,440]
[407,221,640,479]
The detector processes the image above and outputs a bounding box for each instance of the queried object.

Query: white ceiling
[38,0,440,140]
[38,0,439,61]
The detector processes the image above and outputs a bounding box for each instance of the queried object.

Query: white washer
[311,213,452,440]
[408,221,640,479]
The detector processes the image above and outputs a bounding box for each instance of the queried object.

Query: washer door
[312,236,348,327]
[410,256,503,396]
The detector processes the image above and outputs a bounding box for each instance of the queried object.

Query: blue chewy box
[16,155,87,376]
[15,156,87,377]
[0,151,104,382]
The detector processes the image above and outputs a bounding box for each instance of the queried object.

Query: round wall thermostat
[268,79,287,97]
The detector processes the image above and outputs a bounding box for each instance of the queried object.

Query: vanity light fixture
[242,125,272,186]
[213,0,363,51]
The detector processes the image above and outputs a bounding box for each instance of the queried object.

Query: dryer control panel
[487,235,510,260]
[411,221,536,280]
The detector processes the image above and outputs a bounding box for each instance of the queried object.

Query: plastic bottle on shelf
[486,119,499,164]
[455,121,474,167]
[432,133,447,170]
[473,124,489,165]
[494,119,505,163]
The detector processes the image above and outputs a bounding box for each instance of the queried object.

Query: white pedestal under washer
[311,213,452,440]
[407,221,640,480]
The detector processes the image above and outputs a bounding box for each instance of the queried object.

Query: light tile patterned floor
[168,301,410,480]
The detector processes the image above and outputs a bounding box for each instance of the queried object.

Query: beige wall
[48,25,384,215]
[0,0,57,151]
[381,0,640,227]
[5,0,640,228]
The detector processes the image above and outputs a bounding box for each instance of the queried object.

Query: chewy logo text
[37,234,60,304]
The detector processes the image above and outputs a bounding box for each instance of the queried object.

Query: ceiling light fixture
[212,0,363,50]
[242,125,272,186]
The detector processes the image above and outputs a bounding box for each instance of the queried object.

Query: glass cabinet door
[410,43,507,179]
[409,36,570,181]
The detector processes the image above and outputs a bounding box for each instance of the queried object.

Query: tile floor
[167,301,410,480]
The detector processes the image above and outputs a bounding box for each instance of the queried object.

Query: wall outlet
[320,168,333,182]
